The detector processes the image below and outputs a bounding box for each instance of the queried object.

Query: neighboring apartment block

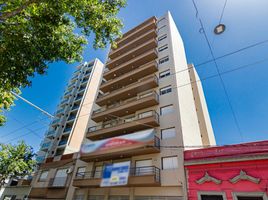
[70,12,216,200]
[36,59,104,163]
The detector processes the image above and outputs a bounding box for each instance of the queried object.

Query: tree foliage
[0,0,126,125]
[0,141,36,186]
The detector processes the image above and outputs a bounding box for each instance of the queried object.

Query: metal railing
[48,177,67,187]
[102,60,157,83]
[58,140,67,146]
[88,110,159,133]
[67,115,76,121]
[97,75,158,99]
[46,130,55,137]
[63,127,72,133]
[75,166,160,183]
[71,104,80,111]
[93,91,159,115]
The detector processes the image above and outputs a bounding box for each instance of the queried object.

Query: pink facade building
[184,141,268,200]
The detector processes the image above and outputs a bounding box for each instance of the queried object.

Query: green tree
[0,0,126,125]
[0,141,36,186]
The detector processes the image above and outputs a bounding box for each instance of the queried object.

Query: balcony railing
[58,140,68,146]
[75,96,83,101]
[67,115,76,121]
[40,142,51,150]
[60,99,69,105]
[63,127,72,133]
[55,108,64,115]
[48,177,67,188]
[73,166,160,187]
[71,104,80,111]
[97,75,158,100]
[46,130,55,138]
[64,90,72,97]
[88,110,159,133]
[93,91,159,115]
[51,118,60,125]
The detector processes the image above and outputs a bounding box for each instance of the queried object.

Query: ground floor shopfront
[184,140,268,200]
[73,186,184,200]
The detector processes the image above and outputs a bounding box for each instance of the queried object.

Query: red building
[184,141,268,200]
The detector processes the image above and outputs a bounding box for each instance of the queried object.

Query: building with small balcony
[71,12,216,200]
[36,59,104,163]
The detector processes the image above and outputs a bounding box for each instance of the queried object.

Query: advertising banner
[100,161,131,187]
[80,128,155,155]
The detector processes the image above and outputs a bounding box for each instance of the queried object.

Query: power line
[3,126,47,143]
[0,117,49,138]
[11,91,54,118]
[192,0,244,142]
[219,0,228,24]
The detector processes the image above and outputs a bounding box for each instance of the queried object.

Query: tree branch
[0,0,39,21]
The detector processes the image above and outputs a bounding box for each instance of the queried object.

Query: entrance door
[135,159,153,176]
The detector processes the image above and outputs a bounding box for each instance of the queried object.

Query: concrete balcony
[87,111,159,140]
[51,118,60,126]
[92,92,159,123]
[29,187,68,199]
[112,16,157,50]
[55,108,64,116]
[46,130,56,138]
[106,38,157,70]
[100,61,158,93]
[73,166,160,188]
[40,141,51,151]
[109,29,157,59]
[96,75,158,106]
[104,49,158,81]
[82,129,160,161]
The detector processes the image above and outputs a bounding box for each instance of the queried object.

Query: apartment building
[36,59,104,163]
[28,59,104,199]
[70,12,216,200]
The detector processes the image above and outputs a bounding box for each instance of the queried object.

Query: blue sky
[1,0,268,152]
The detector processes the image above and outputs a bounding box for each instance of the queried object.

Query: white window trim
[160,85,172,95]
[158,44,168,52]
[158,34,167,42]
[160,104,174,115]
[159,69,170,79]
[232,192,268,200]
[198,191,227,200]
[161,127,176,139]
[162,156,178,170]
[159,56,169,65]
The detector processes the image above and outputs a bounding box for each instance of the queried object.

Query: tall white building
[36,59,104,163]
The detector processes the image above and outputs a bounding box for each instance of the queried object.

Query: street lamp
[214,24,226,35]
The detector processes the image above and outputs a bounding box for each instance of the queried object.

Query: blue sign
[100,161,131,187]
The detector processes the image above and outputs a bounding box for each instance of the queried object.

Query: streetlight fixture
[214,24,226,35]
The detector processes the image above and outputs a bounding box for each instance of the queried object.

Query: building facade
[36,59,104,163]
[28,59,104,199]
[184,140,268,200]
[71,12,215,200]
[0,178,32,200]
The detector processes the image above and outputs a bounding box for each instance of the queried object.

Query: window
[158,25,166,32]
[158,34,167,42]
[94,165,103,178]
[73,195,84,200]
[9,179,18,186]
[3,195,16,200]
[135,159,153,175]
[160,86,172,95]
[159,70,170,79]
[124,115,135,122]
[76,167,86,178]
[200,195,224,200]
[161,128,176,139]
[162,156,178,169]
[160,105,174,115]
[53,168,68,187]
[39,170,48,181]
[158,44,168,52]
[159,56,169,65]
[139,111,153,119]
[232,192,266,200]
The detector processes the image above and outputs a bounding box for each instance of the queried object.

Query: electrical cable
[192,0,244,141]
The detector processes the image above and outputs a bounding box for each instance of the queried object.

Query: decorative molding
[196,172,222,185]
[229,170,260,184]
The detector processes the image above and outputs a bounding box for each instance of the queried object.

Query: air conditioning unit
[66,166,74,174]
